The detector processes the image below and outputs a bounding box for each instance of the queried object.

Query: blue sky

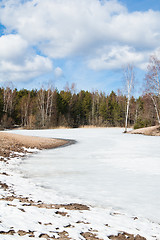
[120,0,160,12]
[0,0,159,95]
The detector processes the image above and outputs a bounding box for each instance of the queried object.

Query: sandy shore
[128,125,160,136]
[0,131,68,159]
[0,131,149,239]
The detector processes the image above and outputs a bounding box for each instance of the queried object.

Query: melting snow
[0,128,160,239]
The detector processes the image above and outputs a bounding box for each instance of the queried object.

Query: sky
[0,0,159,94]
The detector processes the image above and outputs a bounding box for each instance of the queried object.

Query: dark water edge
[52,138,77,149]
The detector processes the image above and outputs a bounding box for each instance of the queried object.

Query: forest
[0,84,158,130]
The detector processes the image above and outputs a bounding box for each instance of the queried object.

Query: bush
[134,118,151,129]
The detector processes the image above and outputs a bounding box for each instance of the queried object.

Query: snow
[0,128,160,239]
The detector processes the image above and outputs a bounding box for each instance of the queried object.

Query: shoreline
[128,125,160,136]
[0,131,69,149]
[0,130,155,239]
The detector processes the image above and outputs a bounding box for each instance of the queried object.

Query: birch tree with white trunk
[123,64,135,132]
[3,82,15,116]
[37,83,54,127]
[21,93,31,126]
[144,55,160,124]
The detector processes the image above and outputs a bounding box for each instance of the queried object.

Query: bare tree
[21,93,31,126]
[144,55,160,124]
[2,82,15,116]
[37,87,45,127]
[46,85,54,124]
[37,83,54,127]
[123,64,135,132]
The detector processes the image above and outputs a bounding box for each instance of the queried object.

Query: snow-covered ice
[0,128,160,239]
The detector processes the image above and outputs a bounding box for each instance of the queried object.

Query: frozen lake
[11,128,160,223]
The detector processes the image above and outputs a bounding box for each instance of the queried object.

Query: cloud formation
[0,0,159,82]
[0,34,52,82]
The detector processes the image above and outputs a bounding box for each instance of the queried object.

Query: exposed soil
[54,203,90,210]
[81,232,103,240]
[0,131,68,159]
[108,232,146,240]
[128,125,160,136]
[0,195,90,211]
[0,181,9,190]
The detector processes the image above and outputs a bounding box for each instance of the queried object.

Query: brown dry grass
[128,125,160,136]
[0,131,68,159]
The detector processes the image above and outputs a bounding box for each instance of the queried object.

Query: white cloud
[54,67,63,78]
[0,0,127,59]
[108,10,160,48]
[0,0,159,76]
[0,55,53,82]
[0,34,53,82]
[0,34,28,62]
[88,45,149,70]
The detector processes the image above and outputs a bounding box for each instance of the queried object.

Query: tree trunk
[150,95,160,124]
[123,64,134,132]
[125,99,130,132]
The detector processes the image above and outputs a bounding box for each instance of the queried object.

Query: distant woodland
[0,55,159,130]
[0,84,158,130]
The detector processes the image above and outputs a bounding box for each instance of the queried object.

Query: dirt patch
[39,233,51,238]
[54,203,90,211]
[81,232,103,240]
[0,131,68,160]
[57,231,71,240]
[76,221,90,224]
[17,230,35,237]
[55,211,68,216]
[128,125,160,136]
[39,231,71,239]
[44,223,52,226]
[0,181,9,190]
[108,232,146,240]
[0,195,90,211]
[0,196,34,203]
[0,228,72,239]
[0,172,9,176]
[0,230,15,235]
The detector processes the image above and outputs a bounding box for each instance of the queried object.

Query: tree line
[0,85,158,130]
